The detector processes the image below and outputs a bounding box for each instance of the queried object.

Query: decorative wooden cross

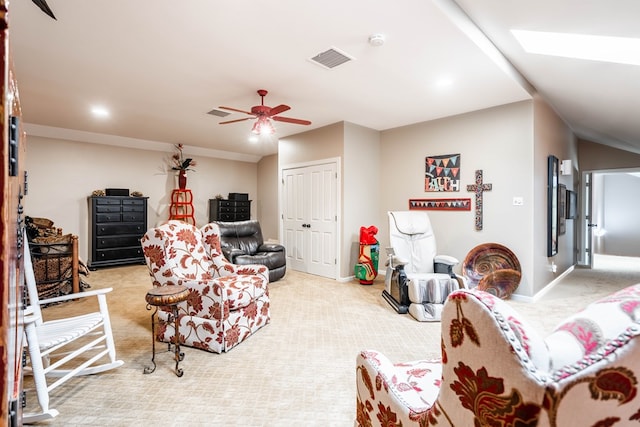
[466,170,492,230]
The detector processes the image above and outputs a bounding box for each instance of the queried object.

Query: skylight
[511,30,640,66]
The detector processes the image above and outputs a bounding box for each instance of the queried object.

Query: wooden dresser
[209,199,251,222]
[88,196,148,269]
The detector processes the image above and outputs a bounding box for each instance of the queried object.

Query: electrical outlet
[513,197,524,206]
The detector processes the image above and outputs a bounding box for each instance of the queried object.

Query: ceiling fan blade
[272,116,312,125]
[32,0,57,20]
[269,104,290,116]
[218,106,254,115]
[219,117,252,125]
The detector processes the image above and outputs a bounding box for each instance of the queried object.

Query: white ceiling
[9,0,640,161]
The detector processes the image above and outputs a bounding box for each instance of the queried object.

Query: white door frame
[279,157,341,279]
[578,171,594,268]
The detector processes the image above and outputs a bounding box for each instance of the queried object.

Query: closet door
[282,161,337,279]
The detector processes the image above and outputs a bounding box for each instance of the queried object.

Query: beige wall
[374,98,577,297]
[379,101,539,295]
[25,136,257,261]
[278,123,344,166]
[579,139,640,171]
[277,123,345,277]
[596,173,640,256]
[26,98,581,295]
[276,121,382,279]
[257,154,279,241]
[258,100,577,296]
[342,122,381,278]
[532,95,577,294]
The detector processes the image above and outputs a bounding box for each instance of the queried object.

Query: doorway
[281,159,339,279]
[579,168,640,267]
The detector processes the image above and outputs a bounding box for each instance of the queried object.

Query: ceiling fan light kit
[218,89,311,137]
[251,117,276,135]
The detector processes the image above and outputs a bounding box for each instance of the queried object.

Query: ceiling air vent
[207,108,231,117]
[309,47,354,69]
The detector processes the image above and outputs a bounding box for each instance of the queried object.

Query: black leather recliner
[214,220,286,282]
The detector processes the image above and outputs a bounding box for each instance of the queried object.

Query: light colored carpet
[22,255,640,426]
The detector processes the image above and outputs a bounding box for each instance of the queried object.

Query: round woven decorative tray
[463,243,521,289]
[477,269,522,299]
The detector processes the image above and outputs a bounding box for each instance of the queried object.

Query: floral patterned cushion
[356,284,640,427]
[356,351,441,425]
[142,222,212,282]
[200,222,269,282]
[473,290,551,371]
[545,285,640,373]
[215,275,267,311]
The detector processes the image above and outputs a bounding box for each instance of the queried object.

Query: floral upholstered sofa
[356,284,640,426]
[141,220,270,353]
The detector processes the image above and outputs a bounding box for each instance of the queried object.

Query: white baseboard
[510,265,575,303]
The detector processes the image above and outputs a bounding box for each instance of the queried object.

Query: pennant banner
[409,198,471,211]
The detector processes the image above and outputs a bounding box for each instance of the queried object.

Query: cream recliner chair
[385,211,464,321]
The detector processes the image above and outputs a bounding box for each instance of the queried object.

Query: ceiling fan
[218,89,311,135]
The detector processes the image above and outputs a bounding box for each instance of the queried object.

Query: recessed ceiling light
[91,106,110,118]
[434,77,454,89]
[512,30,640,66]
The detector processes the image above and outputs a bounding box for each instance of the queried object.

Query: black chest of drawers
[88,196,148,269]
[209,199,251,222]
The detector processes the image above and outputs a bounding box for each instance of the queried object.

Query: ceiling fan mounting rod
[257,89,268,105]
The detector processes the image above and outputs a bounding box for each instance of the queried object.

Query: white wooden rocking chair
[22,231,124,423]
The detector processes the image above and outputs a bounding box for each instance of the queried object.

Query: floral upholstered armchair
[356,284,640,426]
[141,220,270,353]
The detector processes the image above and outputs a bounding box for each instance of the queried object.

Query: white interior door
[282,161,337,279]
[283,168,306,272]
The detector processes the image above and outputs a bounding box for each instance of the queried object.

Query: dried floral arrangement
[170,144,196,172]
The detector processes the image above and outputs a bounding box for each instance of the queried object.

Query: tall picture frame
[547,155,559,257]
[558,184,566,235]
[566,190,578,219]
